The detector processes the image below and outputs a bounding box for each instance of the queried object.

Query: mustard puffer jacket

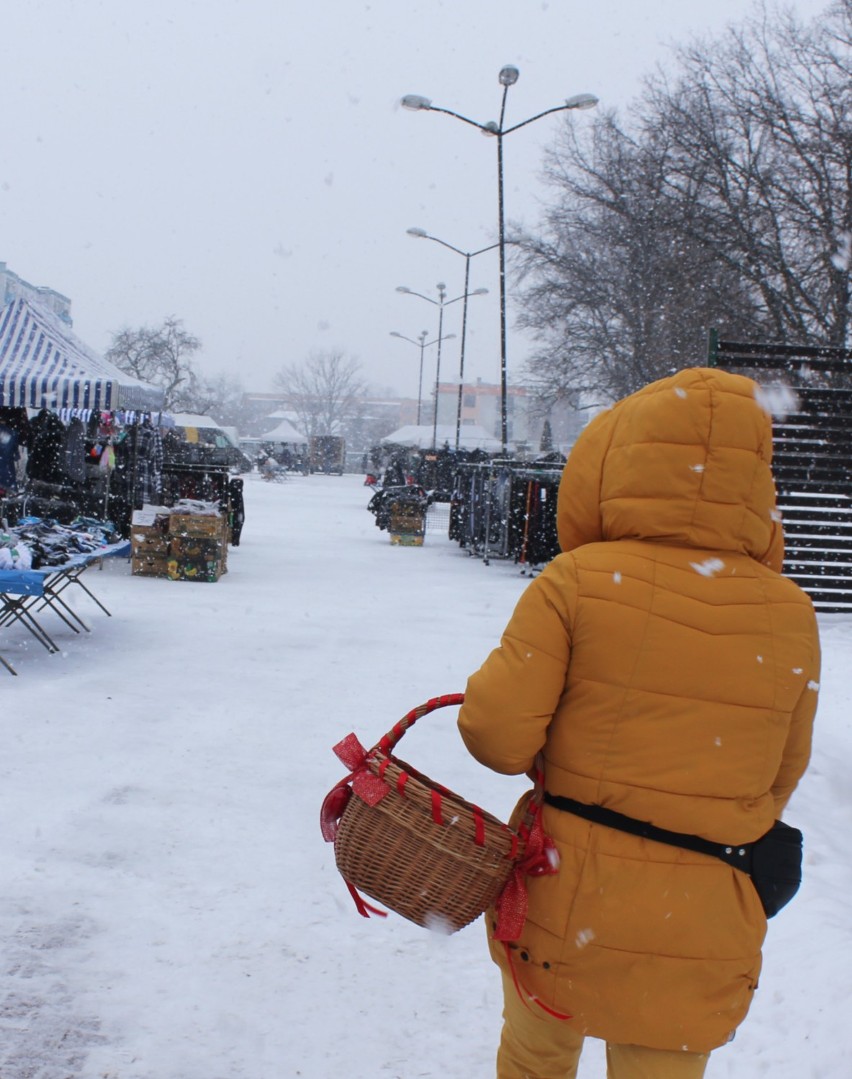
[458,367,820,1053]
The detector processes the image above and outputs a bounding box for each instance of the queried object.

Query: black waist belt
[543,791,754,874]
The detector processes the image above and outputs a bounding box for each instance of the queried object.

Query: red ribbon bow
[493,799,560,942]
[320,733,391,843]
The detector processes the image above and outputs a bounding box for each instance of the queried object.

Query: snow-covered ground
[1,473,850,1079]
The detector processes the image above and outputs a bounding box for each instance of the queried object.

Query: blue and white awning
[0,297,165,412]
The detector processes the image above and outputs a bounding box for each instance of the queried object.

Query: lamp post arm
[399,288,439,306]
[423,235,467,258]
[503,103,584,136]
[498,83,510,133]
[471,241,501,258]
[420,104,490,133]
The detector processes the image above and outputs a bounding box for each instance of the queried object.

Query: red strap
[472,806,485,846]
[345,879,388,920]
[431,790,444,825]
[502,942,573,1021]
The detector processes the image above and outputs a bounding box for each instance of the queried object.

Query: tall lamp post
[389,329,455,426]
[407,227,499,451]
[402,70,598,453]
[396,282,487,449]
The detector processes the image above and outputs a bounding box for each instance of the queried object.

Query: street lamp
[396,282,487,449]
[402,70,598,453]
[407,227,499,451]
[389,329,455,426]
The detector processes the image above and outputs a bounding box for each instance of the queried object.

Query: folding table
[0,540,130,674]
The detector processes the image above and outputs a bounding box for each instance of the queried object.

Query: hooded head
[556,367,783,570]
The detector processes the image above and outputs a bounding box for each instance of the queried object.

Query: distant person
[458,367,821,1078]
[260,455,279,481]
[382,457,406,488]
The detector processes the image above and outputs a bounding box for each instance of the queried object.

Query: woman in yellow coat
[458,368,820,1078]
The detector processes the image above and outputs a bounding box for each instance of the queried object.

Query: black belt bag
[543,792,802,918]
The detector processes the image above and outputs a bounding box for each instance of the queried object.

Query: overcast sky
[0,0,830,402]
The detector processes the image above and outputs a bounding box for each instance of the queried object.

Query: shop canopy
[258,417,307,444]
[382,423,502,452]
[0,297,165,412]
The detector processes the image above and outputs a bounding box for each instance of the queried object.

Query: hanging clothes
[134,423,164,506]
[26,409,68,484]
[63,416,87,484]
[0,422,20,491]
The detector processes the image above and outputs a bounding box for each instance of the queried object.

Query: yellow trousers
[497,973,709,1079]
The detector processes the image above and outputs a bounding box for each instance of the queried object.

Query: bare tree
[516,0,852,404]
[107,316,205,411]
[273,350,367,439]
[516,111,762,404]
[197,373,248,428]
[651,1,852,347]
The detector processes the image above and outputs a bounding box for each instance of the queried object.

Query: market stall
[0,297,166,533]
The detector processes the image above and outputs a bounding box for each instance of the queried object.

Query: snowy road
[1,473,850,1078]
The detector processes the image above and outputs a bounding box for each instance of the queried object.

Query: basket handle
[376,693,466,756]
[377,695,547,806]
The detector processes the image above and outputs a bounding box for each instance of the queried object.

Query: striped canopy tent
[0,297,164,412]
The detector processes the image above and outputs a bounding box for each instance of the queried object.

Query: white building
[0,262,72,324]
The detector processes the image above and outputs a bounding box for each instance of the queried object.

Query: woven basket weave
[326,694,524,933]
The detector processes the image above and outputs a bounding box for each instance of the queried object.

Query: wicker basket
[322,694,529,933]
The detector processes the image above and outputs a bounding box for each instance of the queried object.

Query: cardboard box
[168,513,227,540]
[132,506,171,526]
[169,536,223,561]
[131,553,170,577]
[166,556,224,583]
[131,526,170,555]
[390,532,425,546]
[390,510,425,537]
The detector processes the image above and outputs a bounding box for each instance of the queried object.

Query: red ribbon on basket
[320,732,391,842]
[320,732,392,920]
[493,795,560,943]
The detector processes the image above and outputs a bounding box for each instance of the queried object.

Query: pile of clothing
[0,516,118,570]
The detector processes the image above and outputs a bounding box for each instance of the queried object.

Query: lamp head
[499,66,519,87]
[401,94,432,111]
[407,227,428,238]
[471,288,489,296]
[396,286,412,294]
[565,93,599,110]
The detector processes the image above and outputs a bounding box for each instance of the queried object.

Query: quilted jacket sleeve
[458,558,575,775]
[771,621,821,815]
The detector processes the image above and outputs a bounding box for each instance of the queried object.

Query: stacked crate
[130,511,171,577]
[388,498,426,546]
[166,512,228,582]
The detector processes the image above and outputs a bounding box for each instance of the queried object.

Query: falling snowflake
[690,558,725,577]
[754,382,799,419]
